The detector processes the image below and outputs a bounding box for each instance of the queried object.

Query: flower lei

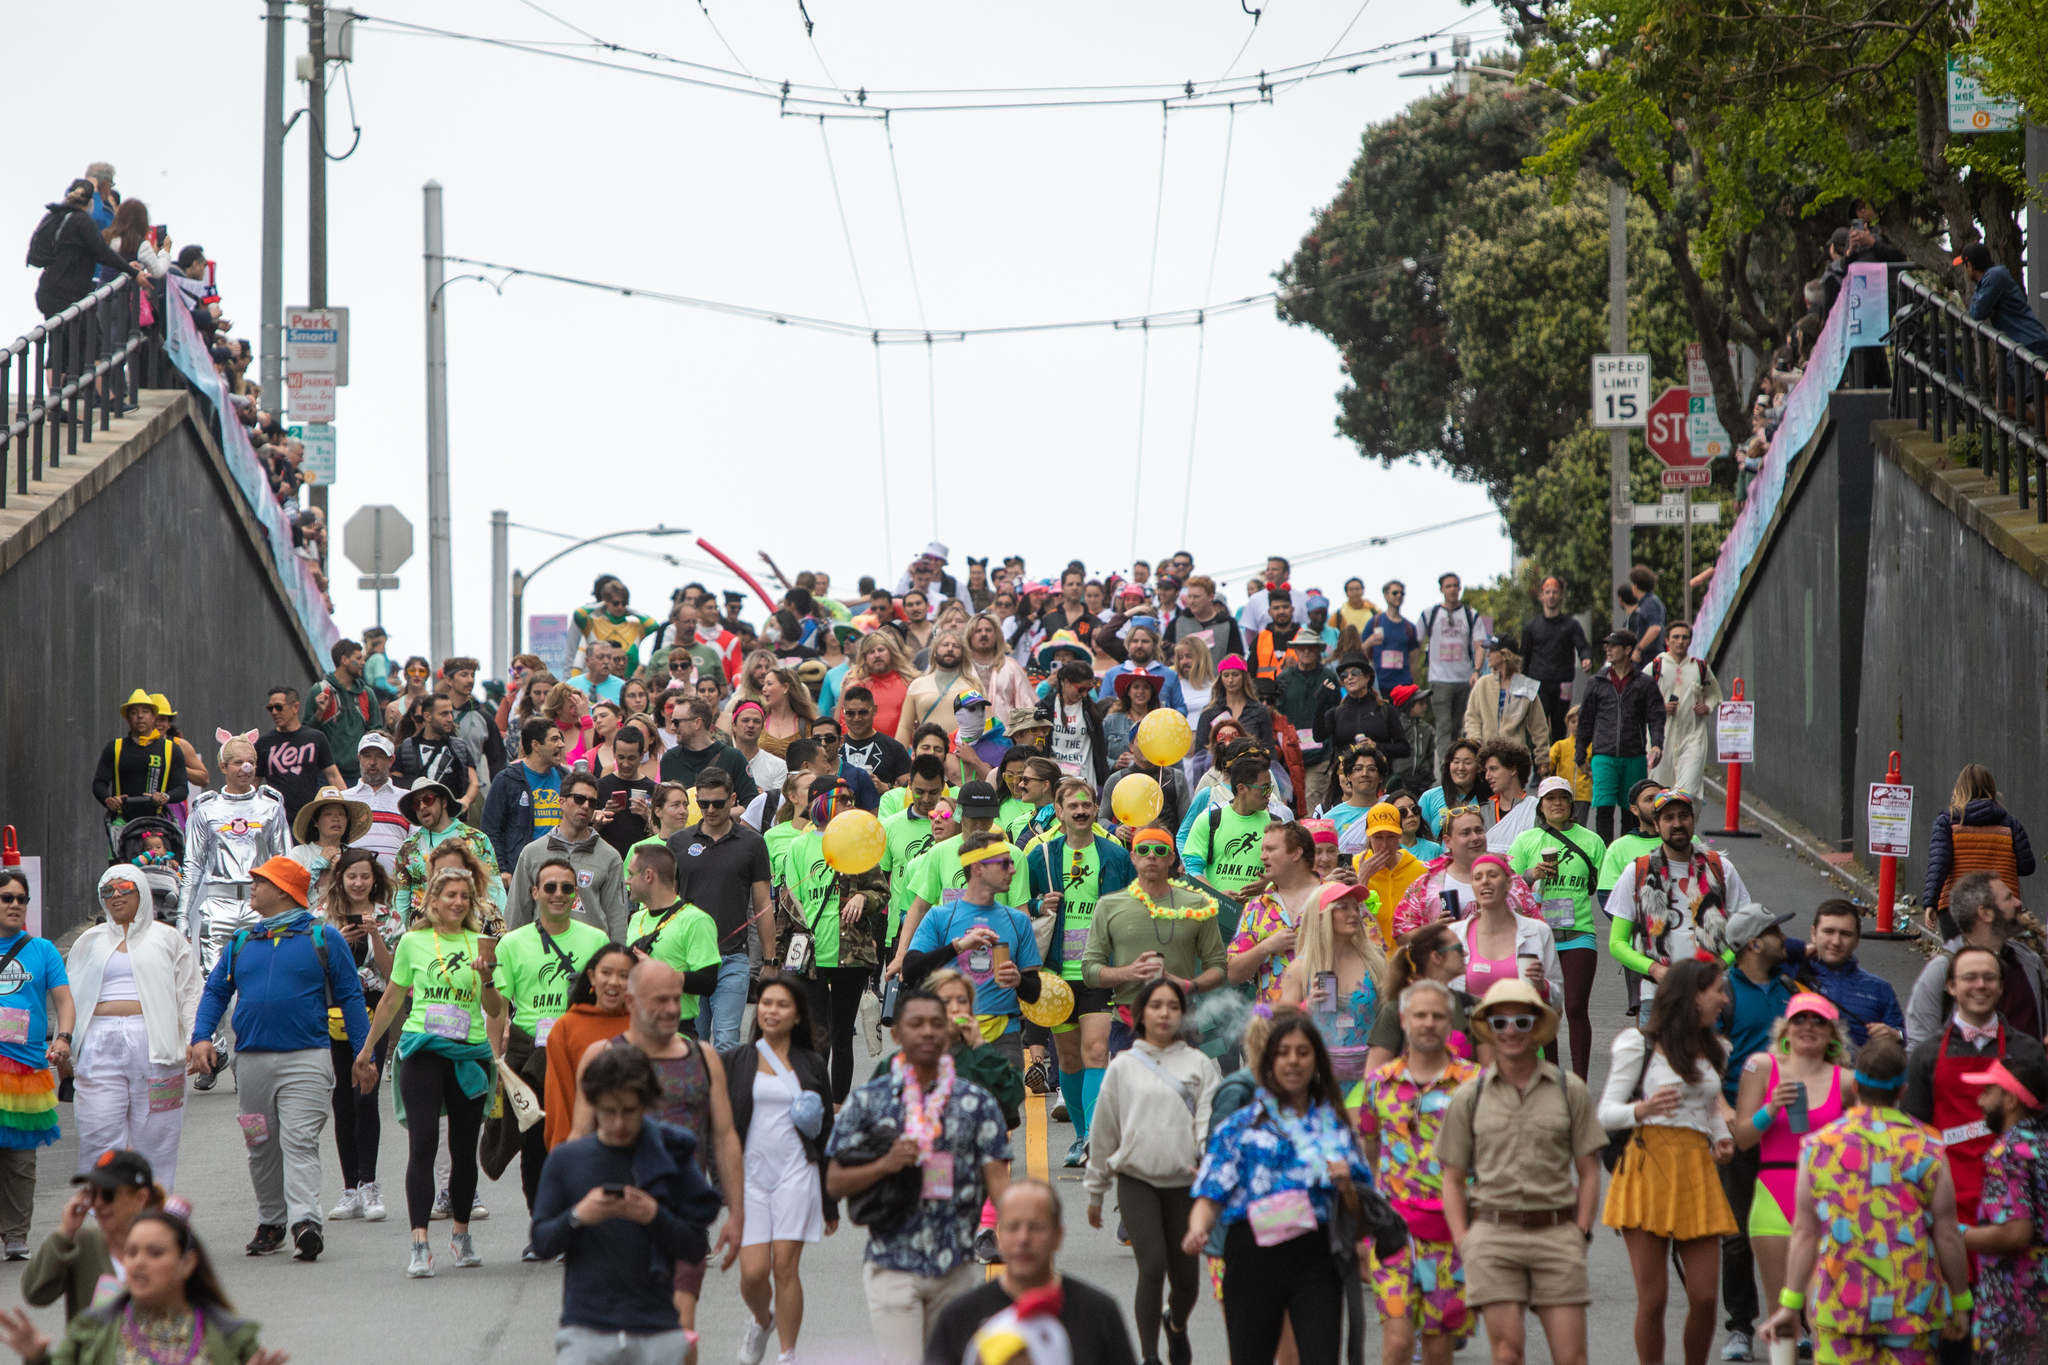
[893,1051,957,1156]
[1133,880,1220,921]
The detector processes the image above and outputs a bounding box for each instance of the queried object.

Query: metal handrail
[1890,270,2048,521]
[0,273,164,511]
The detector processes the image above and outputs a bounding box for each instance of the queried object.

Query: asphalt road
[0,830,1923,1365]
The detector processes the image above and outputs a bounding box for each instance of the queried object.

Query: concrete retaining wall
[0,397,323,937]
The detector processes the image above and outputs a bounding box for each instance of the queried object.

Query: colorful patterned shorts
[1813,1332,1936,1365]
[1369,1237,1468,1336]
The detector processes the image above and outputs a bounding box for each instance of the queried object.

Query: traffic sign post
[1645,385,1718,616]
[1591,354,1651,429]
[1869,754,1913,934]
[1713,683,1761,837]
[286,423,335,485]
[343,504,414,629]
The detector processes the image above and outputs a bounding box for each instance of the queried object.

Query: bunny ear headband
[215,728,258,744]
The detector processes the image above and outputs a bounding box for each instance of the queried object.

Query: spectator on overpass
[94,691,187,826]
[1923,764,2035,939]
[29,179,146,383]
[308,639,374,786]
[1958,242,2048,413]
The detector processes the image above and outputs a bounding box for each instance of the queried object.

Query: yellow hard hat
[118,688,159,719]
[149,693,176,717]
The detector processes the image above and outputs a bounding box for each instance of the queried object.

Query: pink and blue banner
[1693,262,1889,651]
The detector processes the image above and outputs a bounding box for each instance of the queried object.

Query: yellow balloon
[1020,971,1074,1028]
[820,809,886,874]
[1110,773,1164,825]
[1135,708,1193,767]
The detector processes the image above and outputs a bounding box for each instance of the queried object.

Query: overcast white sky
[5,0,1511,668]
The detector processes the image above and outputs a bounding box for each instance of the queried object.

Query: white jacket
[1449,910,1565,1008]
[69,867,204,1068]
[1082,1039,1221,1199]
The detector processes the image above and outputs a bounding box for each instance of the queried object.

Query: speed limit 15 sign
[1592,354,1651,429]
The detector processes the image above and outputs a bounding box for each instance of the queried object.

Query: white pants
[236,1048,332,1229]
[863,1262,978,1365]
[1650,731,1710,804]
[73,1016,186,1189]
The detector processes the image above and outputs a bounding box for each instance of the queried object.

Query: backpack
[1417,605,1480,663]
[228,924,341,1038]
[26,208,74,269]
[1628,850,1730,957]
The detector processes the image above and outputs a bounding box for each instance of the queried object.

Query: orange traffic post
[1875,751,1903,934]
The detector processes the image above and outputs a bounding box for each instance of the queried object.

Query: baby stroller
[108,815,185,930]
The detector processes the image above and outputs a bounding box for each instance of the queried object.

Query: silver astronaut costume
[179,785,290,973]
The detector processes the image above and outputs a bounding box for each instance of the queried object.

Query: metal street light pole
[259,0,286,409]
[423,181,453,662]
[509,526,690,657]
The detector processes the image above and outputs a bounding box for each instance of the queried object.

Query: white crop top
[98,949,139,1003]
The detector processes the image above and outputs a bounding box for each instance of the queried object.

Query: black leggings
[1559,946,1598,1080]
[804,966,868,1102]
[1118,1176,1197,1359]
[398,1051,486,1231]
[518,1115,548,1213]
[330,1019,388,1187]
[1222,1221,1344,1365]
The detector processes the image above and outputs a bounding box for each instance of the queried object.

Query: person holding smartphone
[318,849,399,1224]
[595,726,660,864]
[1730,993,1855,1353]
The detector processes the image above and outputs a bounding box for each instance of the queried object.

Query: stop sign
[1644,386,1704,467]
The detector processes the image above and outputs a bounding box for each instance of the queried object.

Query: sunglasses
[539,881,576,894]
[1132,843,1173,857]
[265,702,288,712]
[669,659,691,670]
[89,1185,122,1206]
[562,792,595,806]
[0,894,25,906]
[979,858,1015,872]
[1789,1012,1831,1026]
[405,666,429,677]
[698,797,729,810]
[1487,1013,1539,1034]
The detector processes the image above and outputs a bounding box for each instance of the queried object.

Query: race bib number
[237,1113,270,1147]
[1942,1119,1991,1146]
[148,1075,184,1114]
[1063,925,1091,963]
[423,1003,471,1040]
[535,1015,558,1048]
[1541,898,1577,932]
[920,1151,954,1201]
[1380,649,1405,671]
[0,1009,29,1044]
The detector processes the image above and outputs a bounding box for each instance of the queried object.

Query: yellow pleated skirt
[1601,1124,1737,1242]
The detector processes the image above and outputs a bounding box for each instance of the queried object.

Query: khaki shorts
[1459,1219,1589,1309]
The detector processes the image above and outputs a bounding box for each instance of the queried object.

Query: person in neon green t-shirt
[885,781,1030,980]
[354,866,505,1266]
[1182,754,1276,899]
[624,844,722,1030]
[485,853,610,1217]
[879,756,952,945]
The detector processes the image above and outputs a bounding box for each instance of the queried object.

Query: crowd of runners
[16,546,2038,1365]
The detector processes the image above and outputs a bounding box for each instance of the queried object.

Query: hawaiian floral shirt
[1352,1055,1481,1207]
[1193,1089,1373,1227]
[391,821,505,934]
[825,1066,1012,1278]
[1229,893,1311,1004]
[347,903,408,995]
[1976,1116,2048,1362]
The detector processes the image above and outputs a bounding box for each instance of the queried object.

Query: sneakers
[521,1243,541,1263]
[775,1352,798,1365]
[1023,1059,1050,1095]
[738,1315,775,1365]
[450,1232,482,1268]
[291,1221,323,1262]
[1116,1217,1130,1246]
[1162,1312,1192,1365]
[1051,1099,1069,1122]
[192,1070,217,1092]
[468,1198,488,1221]
[406,1242,435,1278]
[245,1224,286,1257]
[430,1188,452,1220]
[974,1226,1000,1264]
[328,1189,365,1221]
[361,1181,386,1222]
[1063,1137,1088,1168]
[2,1239,26,1262]
[1720,1331,1754,1361]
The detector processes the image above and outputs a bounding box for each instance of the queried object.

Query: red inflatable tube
[696,537,779,614]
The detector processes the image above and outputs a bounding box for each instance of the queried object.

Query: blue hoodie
[191,911,370,1054]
